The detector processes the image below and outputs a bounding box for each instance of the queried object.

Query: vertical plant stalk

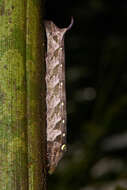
[26,0,46,189]
[0,0,46,189]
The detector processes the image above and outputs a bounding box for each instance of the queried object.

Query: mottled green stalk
[0,0,46,189]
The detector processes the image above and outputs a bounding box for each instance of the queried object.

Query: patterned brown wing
[44,18,73,174]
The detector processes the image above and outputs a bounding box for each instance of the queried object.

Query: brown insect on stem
[44,17,73,174]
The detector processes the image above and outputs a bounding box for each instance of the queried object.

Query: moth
[44,18,73,174]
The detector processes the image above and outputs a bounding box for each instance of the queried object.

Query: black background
[45,1,127,190]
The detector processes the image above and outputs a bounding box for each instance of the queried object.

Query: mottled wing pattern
[44,19,73,174]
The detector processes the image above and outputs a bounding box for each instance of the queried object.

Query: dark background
[45,1,127,190]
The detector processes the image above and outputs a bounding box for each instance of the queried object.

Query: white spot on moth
[61,144,67,151]
[60,82,63,86]
[61,102,64,106]
[62,120,65,124]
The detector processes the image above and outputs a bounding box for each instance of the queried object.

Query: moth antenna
[66,16,74,31]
